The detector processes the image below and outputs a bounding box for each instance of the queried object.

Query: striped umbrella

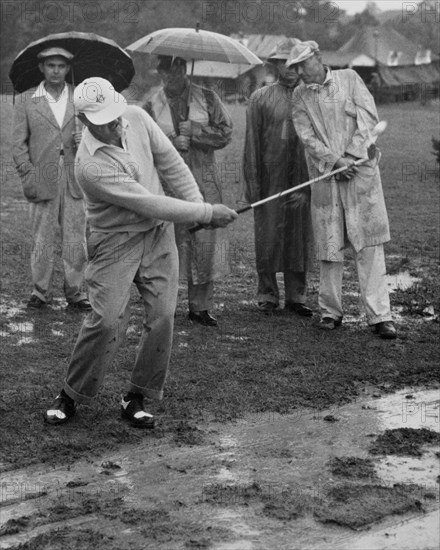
[127,25,262,112]
[127,25,262,66]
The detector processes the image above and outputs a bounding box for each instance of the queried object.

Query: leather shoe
[319,317,342,330]
[27,295,46,309]
[121,394,155,429]
[188,310,218,327]
[285,302,313,317]
[67,299,92,311]
[257,301,278,313]
[44,390,76,425]
[373,321,397,339]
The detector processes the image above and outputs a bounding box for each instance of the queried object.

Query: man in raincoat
[145,56,233,327]
[242,39,313,315]
[287,40,396,339]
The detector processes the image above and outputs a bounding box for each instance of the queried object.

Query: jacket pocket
[20,169,39,202]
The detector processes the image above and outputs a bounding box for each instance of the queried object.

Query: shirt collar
[306,68,333,91]
[32,81,68,100]
[83,117,129,156]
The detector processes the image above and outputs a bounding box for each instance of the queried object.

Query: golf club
[189,121,387,233]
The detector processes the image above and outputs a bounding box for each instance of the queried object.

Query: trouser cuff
[367,314,393,326]
[129,382,164,401]
[63,382,96,405]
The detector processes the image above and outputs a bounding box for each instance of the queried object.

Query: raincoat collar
[306,67,333,91]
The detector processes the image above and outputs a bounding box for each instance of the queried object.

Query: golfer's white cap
[37,47,73,61]
[74,77,127,125]
[286,40,319,66]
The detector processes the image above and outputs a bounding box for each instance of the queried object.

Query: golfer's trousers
[29,157,87,303]
[319,244,392,325]
[64,223,179,404]
[257,271,307,306]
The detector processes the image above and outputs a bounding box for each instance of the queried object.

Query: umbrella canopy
[126,27,262,66]
[10,31,135,93]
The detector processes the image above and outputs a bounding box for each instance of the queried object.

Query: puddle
[0,388,438,550]
[386,271,421,292]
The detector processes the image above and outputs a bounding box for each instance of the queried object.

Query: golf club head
[370,120,388,142]
[367,143,377,160]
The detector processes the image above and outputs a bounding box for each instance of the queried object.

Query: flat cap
[286,40,319,66]
[37,47,74,61]
[267,38,300,61]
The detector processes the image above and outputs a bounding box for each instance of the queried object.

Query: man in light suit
[12,47,90,310]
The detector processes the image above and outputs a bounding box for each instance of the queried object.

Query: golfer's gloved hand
[334,156,358,180]
[205,204,238,229]
[178,121,192,137]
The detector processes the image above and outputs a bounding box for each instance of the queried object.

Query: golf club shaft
[189,157,370,233]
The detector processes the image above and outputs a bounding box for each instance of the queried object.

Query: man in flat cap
[287,41,396,339]
[145,55,233,327]
[44,78,237,428]
[12,47,90,310]
[242,38,313,316]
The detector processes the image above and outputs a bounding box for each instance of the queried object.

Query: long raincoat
[291,68,390,262]
[242,83,312,273]
[145,83,233,284]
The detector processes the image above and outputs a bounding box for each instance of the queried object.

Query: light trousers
[319,244,392,325]
[64,224,179,404]
[29,157,87,303]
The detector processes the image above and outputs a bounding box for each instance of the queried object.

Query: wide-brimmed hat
[267,38,300,62]
[74,77,127,125]
[37,47,73,61]
[286,40,319,66]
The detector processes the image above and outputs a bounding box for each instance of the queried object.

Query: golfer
[287,40,396,339]
[44,78,237,428]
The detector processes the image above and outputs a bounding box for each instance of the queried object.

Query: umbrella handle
[185,59,195,120]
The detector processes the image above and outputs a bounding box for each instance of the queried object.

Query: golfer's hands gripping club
[204,204,238,229]
[334,156,359,180]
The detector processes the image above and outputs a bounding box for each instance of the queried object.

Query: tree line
[1,0,438,92]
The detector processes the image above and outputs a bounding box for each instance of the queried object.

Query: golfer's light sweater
[75,105,213,232]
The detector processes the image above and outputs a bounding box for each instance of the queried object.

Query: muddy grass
[197,478,434,530]
[4,492,233,550]
[313,483,427,530]
[328,456,377,478]
[369,428,440,457]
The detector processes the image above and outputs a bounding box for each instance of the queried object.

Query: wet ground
[1,387,438,549]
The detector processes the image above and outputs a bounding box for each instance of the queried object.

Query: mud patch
[173,422,205,446]
[314,484,425,529]
[328,456,377,479]
[9,528,119,550]
[369,428,440,457]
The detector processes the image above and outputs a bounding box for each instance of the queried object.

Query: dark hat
[156,55,186,71]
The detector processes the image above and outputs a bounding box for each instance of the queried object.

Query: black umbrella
[9,31,135,93]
